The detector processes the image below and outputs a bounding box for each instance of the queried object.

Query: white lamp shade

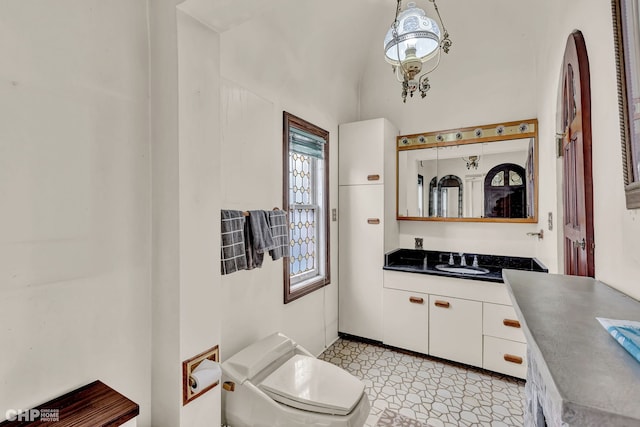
[384,2,441,65]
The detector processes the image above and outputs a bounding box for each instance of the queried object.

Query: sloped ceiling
[179,0,539,128]
[180,0,393,91]
[178,0,294,32]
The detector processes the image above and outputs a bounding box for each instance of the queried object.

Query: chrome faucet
[423,255,428,269]
[459,253,467,267]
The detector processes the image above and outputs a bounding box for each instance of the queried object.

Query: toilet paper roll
[190,359,221,394]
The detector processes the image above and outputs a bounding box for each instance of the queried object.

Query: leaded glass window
[491,171,505,186]
[509,170,523,186]
[283,112,330,303]
[289,153,318,280]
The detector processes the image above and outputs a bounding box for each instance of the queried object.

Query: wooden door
[561,31,595,277]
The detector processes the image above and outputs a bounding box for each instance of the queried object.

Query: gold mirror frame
[396,119,539,223]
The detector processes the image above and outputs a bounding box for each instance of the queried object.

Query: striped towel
[268,210,290,261]
[221,210,247,275]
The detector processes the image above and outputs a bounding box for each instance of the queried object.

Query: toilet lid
[259,354,364,416]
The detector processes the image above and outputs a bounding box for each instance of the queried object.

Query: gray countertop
[502,270,640,426]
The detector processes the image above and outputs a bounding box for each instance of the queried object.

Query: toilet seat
[258,354,364,416]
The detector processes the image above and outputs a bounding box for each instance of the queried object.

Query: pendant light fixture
[384,0,452,102]
[463,155,480,170]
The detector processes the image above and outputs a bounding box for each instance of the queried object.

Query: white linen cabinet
[338,118,398,341]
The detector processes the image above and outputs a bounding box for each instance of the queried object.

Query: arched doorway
[484,163,527,218]
[560,31,595,277]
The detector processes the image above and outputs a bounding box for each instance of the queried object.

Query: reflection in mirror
[417,175,424,217]
[484,163,526,218]
[437,175,462,217]
[428,177,437,216]
[398,148,438,217]
[396,119,538,222]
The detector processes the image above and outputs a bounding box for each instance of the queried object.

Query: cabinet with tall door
[338,118,398,341]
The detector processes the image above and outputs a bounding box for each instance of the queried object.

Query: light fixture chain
[392,0,412,102]
[430,0,452,53]
[395,0,402,21]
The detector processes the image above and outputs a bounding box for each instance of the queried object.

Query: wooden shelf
[0,380,139,426]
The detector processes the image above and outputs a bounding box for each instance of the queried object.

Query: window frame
[612,0,640,208]
[282,112,330,304]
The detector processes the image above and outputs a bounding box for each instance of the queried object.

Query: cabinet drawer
[483,303,526,343]
[383,288,429,354]
[483,336,527,379]
[429,295,482,367]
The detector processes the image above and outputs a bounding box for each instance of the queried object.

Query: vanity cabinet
[429,295,483,367]
[338,118,398,341]
[382,269,527,379]
[382,288,429,354]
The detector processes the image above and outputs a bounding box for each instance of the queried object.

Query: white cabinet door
[338,185,384,340]
[339,119,385,185]
[429,295,483,367]
[383,288,429,354]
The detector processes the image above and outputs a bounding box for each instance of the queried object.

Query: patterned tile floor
[318,338,525,427]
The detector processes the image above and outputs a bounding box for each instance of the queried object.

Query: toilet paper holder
[182,345,220,405]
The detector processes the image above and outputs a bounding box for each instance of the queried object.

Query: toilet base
[223,383,370,427]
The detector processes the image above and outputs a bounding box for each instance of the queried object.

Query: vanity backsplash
[384,248,548,283]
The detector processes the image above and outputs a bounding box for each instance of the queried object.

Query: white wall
[217,2,363,359]
[0,0,151,424]
[359,0,542,259]
[149,0,182,424]
[150,2,223,426]
[533,0,640,299]
[177,9,222,426]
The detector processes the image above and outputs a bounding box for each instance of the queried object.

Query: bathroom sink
[435,264,490,275]
[384,249,548,283]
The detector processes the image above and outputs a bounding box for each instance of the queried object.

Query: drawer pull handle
[503,319,521,328]
[434,300,450,308]
[367,174,380,181]
[409,296,424,304]
[367,218,380,224]
[504,354,523,365]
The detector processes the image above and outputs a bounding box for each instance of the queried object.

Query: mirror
[397,119,538,222]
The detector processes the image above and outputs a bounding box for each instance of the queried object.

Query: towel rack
[242,207,286,217]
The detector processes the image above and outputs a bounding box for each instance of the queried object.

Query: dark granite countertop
[383,248,547,283]
[502,270,640,426]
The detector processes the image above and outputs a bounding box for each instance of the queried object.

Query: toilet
[221,332,370,427]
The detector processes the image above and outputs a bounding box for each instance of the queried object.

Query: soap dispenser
[448,253,454,265]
